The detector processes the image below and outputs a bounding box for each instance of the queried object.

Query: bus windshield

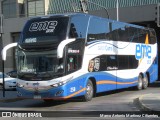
[17,50,64,80]
[21,17,69,44]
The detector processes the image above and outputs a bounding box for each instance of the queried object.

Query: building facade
[0,0,160,73]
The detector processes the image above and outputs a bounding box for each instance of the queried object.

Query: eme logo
[135,44,151,60]
[29,21,58,33]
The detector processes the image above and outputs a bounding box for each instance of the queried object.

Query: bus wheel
[142,74,149,89]
[137,74,143,90]
[83,80,94,101]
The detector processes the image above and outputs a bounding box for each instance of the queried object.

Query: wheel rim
[138,77,142,89]
[143,76,148,88]
[86,83,93,98]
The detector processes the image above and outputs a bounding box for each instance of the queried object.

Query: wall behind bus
[1,17,28,72]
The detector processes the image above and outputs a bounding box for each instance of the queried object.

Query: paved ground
[0,82,160,120]
[0,84,160,112]
[136,93,160,111]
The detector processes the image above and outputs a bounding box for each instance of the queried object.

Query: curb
[0,98,25,103]
[133,96,154,111]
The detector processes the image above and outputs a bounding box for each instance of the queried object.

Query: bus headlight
[50,76,73,88]
[16,83,24,88]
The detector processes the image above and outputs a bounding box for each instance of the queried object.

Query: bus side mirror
[57,39,75,58]
[1,43,18,61]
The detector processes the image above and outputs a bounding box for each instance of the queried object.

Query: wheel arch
[145,72,150,84]
[139,72,144,78]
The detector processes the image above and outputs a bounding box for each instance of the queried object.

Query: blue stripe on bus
[17,63,157,99]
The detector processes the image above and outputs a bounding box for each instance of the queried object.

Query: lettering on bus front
[29,21,58,33]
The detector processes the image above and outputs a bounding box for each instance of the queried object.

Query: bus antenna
[79,0,110,19]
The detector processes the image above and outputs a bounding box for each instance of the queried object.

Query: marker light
[50,76,73,88]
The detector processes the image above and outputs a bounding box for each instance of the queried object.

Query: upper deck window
[69,15,89,39]
[21,16,69,44]
[87,17,109,42]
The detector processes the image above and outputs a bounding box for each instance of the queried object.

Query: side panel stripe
[97,80,138,85]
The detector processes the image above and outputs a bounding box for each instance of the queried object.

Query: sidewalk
[136,93,160,111]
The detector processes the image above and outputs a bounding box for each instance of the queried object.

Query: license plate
[34,95,41,99]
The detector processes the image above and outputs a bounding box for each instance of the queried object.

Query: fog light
[17,83,24,88]
[17,91,22,96]
[55,90,64,96]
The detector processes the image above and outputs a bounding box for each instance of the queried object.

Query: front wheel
[82,80,94,102]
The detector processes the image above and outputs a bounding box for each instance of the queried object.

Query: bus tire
[137,74,143,90]
[82,79,94,102]
[142,74,149,89]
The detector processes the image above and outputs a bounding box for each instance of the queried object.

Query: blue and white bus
[14,13,158,102]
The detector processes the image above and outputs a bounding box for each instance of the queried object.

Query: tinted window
[87,17,109,42]
[137,28,147,43]
[88,55,118,72]
[67,55,82,73]
[128,27,138,43]
[111,23,129,42]
[69,15,89,39]
[117,55,129,70]
[88,55,138,72]
[148,29,156,44]
[22,17,69,44]
[106,55,118,70]
[128,56,138,69]
[117,55,138,70]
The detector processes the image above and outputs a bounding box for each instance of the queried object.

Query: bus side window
[128,27,138,43]
[106,55,118,70]
[69,15,89,39]
[69,23,78,38]
[87,17,109,42]
[67,55,81,73]
[110,23,118,41]
[149,29,156,44]
[137,29,146,43]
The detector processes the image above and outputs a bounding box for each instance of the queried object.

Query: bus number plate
[34,95,41,99]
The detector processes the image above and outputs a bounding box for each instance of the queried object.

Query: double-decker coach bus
[14,13,158,102]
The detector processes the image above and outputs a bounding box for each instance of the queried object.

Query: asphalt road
[0,82,159,119]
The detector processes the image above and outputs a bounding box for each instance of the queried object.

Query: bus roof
[28,12,148,30]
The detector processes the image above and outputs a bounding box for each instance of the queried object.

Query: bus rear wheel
[142,74,149,89]
[82,80,94,102]
[137,74,143,90]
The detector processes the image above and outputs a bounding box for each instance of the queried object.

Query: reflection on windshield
[17,50,64,80]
